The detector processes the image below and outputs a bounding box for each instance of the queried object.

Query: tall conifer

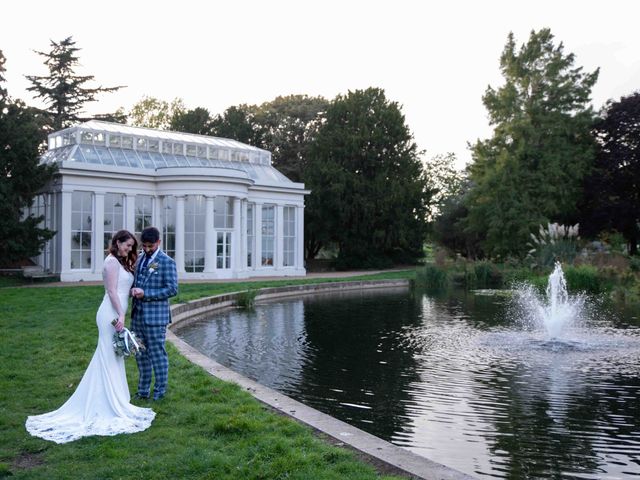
[465,29,598,258]
[26,36,124,131]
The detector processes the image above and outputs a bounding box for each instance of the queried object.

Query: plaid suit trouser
[132,318,168,399]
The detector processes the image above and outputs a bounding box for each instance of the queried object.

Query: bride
[26,230,155,443]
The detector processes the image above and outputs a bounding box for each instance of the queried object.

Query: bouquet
[111,319,146,357]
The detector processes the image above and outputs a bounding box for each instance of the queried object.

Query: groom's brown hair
[141,227,160,244]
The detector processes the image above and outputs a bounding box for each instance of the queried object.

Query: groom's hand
[131,287,145,299]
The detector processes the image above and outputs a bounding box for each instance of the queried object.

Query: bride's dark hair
[109,230,138,273]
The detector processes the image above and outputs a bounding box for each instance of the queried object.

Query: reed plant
[473,262,503,288]
[415,264,448,290]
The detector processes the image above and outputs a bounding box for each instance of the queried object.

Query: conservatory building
[33,120,308,282]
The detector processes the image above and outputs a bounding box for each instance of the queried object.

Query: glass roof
[40,120,297,186]
[40,144,293,185]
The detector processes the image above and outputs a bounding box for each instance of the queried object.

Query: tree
[423,153,466,222]
[210,105,262,146]
[210,96,328,182]
[465,29,599,258]
[26,37,124,131]
[581,92,640,254]
[0,50,56,266]
[170,107,213,135]
[306,87,429,267]
[127,96,185,130]
[254,95,329,182]
[423,153,482,256]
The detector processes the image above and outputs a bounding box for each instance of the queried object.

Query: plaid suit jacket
[132,250,178,326]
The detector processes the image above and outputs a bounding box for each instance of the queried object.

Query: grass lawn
[1,271,413,480]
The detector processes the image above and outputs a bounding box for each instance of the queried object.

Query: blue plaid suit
[131,249,178,400]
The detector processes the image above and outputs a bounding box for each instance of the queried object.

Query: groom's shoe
[133,393,150,401]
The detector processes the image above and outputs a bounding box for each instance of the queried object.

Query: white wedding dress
[26,255,155,444]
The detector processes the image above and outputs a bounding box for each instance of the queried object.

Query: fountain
[514,262,586,340]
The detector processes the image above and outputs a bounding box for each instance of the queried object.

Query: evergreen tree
[466,29,598,258]
[26,36,124,131]
[306,88,429,267]
[0,50,56,266]
[582,92,640,254]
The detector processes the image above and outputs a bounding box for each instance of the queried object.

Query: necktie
[142,254,152,269]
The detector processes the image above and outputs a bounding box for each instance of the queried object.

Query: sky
[2,0,639,167]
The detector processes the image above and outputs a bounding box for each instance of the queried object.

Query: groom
[131,227,178,401]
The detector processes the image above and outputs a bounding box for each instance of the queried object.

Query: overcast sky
[2,0,639,167]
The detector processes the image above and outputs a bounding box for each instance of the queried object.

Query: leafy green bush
[563,265,607,294]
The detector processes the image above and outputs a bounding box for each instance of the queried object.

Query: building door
[216,232,232,269]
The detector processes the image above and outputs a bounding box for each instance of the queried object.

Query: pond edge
[167,279,475,480]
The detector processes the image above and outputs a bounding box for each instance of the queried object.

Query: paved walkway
[20,268,412,287]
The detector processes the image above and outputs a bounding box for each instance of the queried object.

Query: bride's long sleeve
[103,257,124,318]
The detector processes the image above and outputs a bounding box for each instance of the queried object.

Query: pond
[175,284,640,479]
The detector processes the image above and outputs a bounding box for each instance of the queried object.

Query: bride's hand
[114,314,125,332]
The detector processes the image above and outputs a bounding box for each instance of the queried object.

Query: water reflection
[295,288,423,440]
[176,287,640,479]
[187,301,308,389]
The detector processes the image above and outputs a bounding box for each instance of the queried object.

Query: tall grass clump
[527,223,580,267]
[416,264,448,290]
[474,262,503,288]
[235,288,259,309]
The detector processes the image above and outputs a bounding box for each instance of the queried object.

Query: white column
[60,191,72,273]
[175,196,186,274]
[125,194,136,234]
[154,196,164,235]
[53,192,62,273]
[240,199,248,271]
[44,192,53,271]
[93,192,105,274]
[275,204,284,270]
[233,197,242,274]
[255,202,263,268]
[204,195,215,272]
[296,205,305,270]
